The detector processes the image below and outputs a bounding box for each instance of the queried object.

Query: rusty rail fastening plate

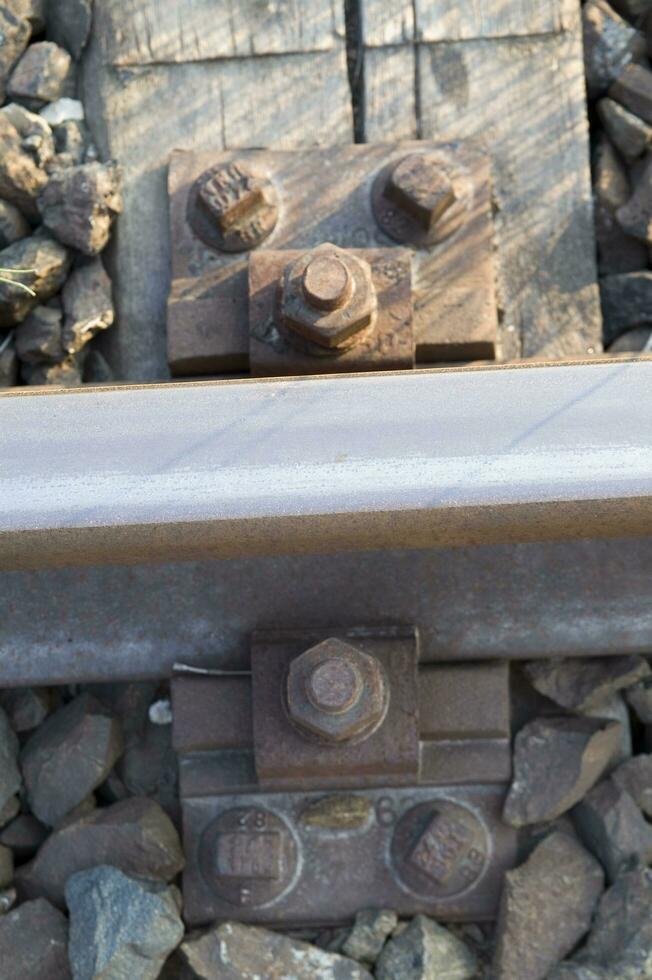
[167,141,497,375]
[181,785,518,926]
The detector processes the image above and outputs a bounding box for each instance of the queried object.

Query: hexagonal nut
[286,638,389,744]
[280,244,377,350]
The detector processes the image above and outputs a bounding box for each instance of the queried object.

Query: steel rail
[1,358,652,572]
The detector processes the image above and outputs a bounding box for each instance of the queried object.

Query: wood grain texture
[362,2,602,359]
[363,46,417,141]
[417,32,601,359]
[94,0,345,63]
[414,0,578,42]
[361,0,414,47]
[82,46,353,378]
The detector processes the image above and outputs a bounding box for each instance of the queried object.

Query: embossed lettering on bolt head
[199,806,298,908]
[190,159,278,253]
[391,799,489,900]
[286,637,388,743]
[280,243,377,350]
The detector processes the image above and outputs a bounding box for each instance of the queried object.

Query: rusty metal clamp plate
[173,628,513,924]
[167,141,498,375]
[250,629,419,787]
[172,631,512,796]
[181,785,518,926]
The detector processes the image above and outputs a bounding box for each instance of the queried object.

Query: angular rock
[593,134,647,273]
[610,754,652,815]
[21,693,123,826]
[0,6,30,105]
[66,866,184,980]
[608,325,652,349]
[86,681,159,742]
[0,898,70,979]
[341,909,398,965]
[0,337,18,385]
[375,915,477,980]
[41,97,84,126]
[523,655,651,712]
[15,303,63,364]
[595,134,631,211]
[116,718,179,821]
[1,102,55,169]
[7,42,73,111]
[584,692,632,768]
[23,355,81,387]
[0,814,49,861]
[601,269,652,341]
[46,0,93,60]
[0,844,13,888]
[503,715,622,827]
[0,199,29,248]
[38,162,122,256]
[16,797,184,908]
[0,232,70,327]
[180,921,373,980]
[0,795,19,829]
[573,776,652,881]
[616,153,652,245]
[595,200,648,273]
[610,61,652,124]
[626,675,652,720]
[12,0,46,32]
[576,867,652,976]
[62,259,114,354]
[583,0,646,99]
[617,150,652,242]
[52,118,87,166]
[492,832,604,980]
[82,348,114,384]
[0,706,20,819]
[0,687,50,733]
[0,112,48,219]
[598,97,652,160]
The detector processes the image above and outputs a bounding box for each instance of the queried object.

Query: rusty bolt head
[194,160,278,252]
[301,254,354,312]
[286,638,388,743]
[386,153,457,233]
[280,243,377,350]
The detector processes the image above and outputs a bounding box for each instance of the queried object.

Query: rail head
[2,359,652,571]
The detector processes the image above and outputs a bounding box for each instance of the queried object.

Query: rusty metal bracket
[173,627,513,924]
[167,141,498,375]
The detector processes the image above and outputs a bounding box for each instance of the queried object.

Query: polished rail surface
[1,359,652,571]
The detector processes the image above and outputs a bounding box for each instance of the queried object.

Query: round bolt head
[307,657,363,714]
[280,243,377,350]
[302,254,353,311]
[387,153,456,231]
[189,159,278,253]
[286,638,388,743]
